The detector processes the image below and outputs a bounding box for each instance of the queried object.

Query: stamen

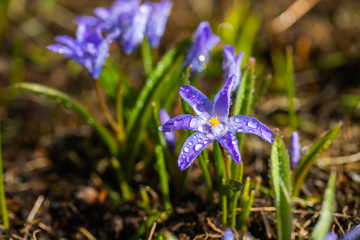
[209,116,220,127]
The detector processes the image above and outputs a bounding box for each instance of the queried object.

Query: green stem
[198,151,213,205]
[116,56,128,145]
[0,120,9,229]
[155,145,173,212]
[94,79,119,133]
[111,157,132,201]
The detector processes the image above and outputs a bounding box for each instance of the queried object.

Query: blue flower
[222,228,236,240]
[76,0,151,55]
[289,131,301,168]
[162,75,274,170]
[160,109,177,153]
[223,45,244,91]
[340,224,360,240]
[184,21,220,74]
[323,232,338,240]
[48,23,119,79]
[145,0,173,48]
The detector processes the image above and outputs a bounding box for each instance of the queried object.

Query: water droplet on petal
[194,144,203,151]
[248,119,258,128]
[184,147,189,153]
[198,126,204,131]
[188,142,193,146]
[232,140,237,145]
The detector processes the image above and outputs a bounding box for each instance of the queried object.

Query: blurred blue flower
[145,0,173,48]
[222,228,236,240]
[162,75,274,170]
[48,23,119,79]
[184,21,220,74]
[160,109,177,153]
[323,232,338,240]
[340,224,360,240]
[223,45,244,91]
[289,131,301,168]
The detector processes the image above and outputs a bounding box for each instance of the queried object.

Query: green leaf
[311,172,336,240]
[285,47,297,130]
[0,0,10,38]
[126,39,191,136]
[141,38,153,76]
[14,82,119,156]
[270,134,292,240]
[237,13,260,61]
[237,176,252,229]
[99,58,120,99]
[293,122,342,197]
[233,58,255,116]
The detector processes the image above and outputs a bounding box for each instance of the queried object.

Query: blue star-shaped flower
[184,21,220,74]
[223,45,244,91]
[48,23,119,79]
[162,75,274,170]
[145,0,173,48]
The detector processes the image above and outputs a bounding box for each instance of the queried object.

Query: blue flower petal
[222,228,236,240]
[162,114,203,132]
[213,75,236,121]
[122,3,151,54]
[218,133,241,163]
[146,0,172,48]
[223,45,243,91]
[178,132,213,170]
[289,131,301,168]
[179,85,213,120]
[184,21,220,74]
[228,115,274,143]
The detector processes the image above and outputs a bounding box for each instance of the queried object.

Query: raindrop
[65,102,72,108]
[232,140,237,145]
[184,147,189,153]
[190,119,197,128]
[198,126,204,131]
[194,144,203,151]
[158,126,162,131]
[87,118,94,125]
[188,142,193,146]
[247,120,258,128]
[204,140,208,145]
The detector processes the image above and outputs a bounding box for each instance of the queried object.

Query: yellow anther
[209,116,220,127]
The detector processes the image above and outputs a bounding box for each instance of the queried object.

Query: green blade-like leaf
[311,171,337,240]
[238,176,251,229]
[0,119,9,229]
[285,47,297,130]
[141,38,153,76]
[14,82,119,156]
[100,58,120,99]
[270,133,292,240]
[126,39,190,136]
[237,14,260,61]
[293,122,342,197]
[0,0,10,38]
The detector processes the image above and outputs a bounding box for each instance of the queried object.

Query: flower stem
[111,157,132,201]
[0,120,9,229]
[198,150,213,205]
[94,79,119,133]
[116,56,127,145]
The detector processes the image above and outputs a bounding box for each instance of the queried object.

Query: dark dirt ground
[1,0,360,239]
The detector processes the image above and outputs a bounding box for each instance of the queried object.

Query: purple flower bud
[145,0,173,48]
[340,224,360,240]
[223,45,244,91]
[160,109,177,153]
[184,21,220,74]
[289,131,301,168]
[222,228,235,240]
[48,23,119,79]
[162,75,273,170]
[323,232,338,240]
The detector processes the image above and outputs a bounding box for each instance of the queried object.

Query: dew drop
[190,119,197,128]
[247,120,258,128]
[204,140,208,145]
[232,140,237,145]
[194,144,203,151]
[198,126,204,131]
[65,102,72,108]
[184,147,189,153]
[158,126,162,131]
[188,142,193,146]
[87,118,94,125]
